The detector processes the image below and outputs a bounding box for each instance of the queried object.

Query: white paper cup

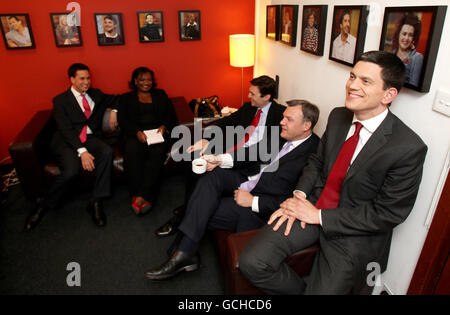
[192,158,207,174]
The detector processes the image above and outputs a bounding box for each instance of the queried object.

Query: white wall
[254,0,450,294]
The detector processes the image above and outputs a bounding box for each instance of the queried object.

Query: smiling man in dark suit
[24,63,118,230]
[239,50,428,294]
[145,100,320,280]
[155,75,286,236]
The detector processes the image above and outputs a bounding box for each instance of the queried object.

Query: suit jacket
[118,89,178,138]
[243,133,320,221]
[52,88,117,152]
[296,107,427,275]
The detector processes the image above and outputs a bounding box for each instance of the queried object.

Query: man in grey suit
[239,50,427,294]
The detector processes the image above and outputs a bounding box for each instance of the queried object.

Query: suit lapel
[326,110,353,175]
[344,111,394,183]
[67,89,86,119]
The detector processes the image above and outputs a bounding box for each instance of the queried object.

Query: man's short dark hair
[68,63,89,78]
[357,50,406,92]
[8,16,21,22]
[286,99,320,130]
[103,15,116,24]
[250,75,277,101]
[340,9,351,25]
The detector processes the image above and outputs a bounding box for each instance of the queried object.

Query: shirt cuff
[293,190,307,198]
[218,153,233,168]
[319,209,322,226]
[251,196,259,213]
[77,147,87,157]
[111,109,118,113]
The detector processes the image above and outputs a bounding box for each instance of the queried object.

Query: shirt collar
[258,101,272,115]
[289,133,312,150]
[352,108,388,133]
[71,86,83,98]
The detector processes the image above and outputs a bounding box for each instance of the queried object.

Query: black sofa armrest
[8,110,54,200]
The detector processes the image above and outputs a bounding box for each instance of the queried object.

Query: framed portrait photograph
[266,5,280,41]
[178,10,201,41]
[0,14,35,49]
[379,6,447,93]
[94,13,124,46]
[137,11,164,43]
[300,5,328,56]
[329,6,369,66]
[280,5,298,47]
[50,13,82,47]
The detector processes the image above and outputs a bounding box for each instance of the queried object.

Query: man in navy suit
[239,51,427,294]
[24,63,118,230]
[145,100,320,280]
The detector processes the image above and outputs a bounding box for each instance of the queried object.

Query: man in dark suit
[155,75,286,236]
[145,100,320,280]
[24,63,118,230]
[239,51,428,294]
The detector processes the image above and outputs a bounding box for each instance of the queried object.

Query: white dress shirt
[332,33,356,64]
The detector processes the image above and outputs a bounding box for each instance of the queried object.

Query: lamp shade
[229,34,255,67]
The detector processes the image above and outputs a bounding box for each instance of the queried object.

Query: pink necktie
[240,142,292,192]
[315,122,363,209]
[79,93,91,143]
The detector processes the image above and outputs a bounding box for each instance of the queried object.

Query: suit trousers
[123,137,168,201]
[239,220,320,295]
[178,168,266,245]
[45,135,113,208]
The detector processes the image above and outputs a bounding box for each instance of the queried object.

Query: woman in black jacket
[118,67,177,214]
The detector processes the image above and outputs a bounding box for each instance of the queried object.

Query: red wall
[0,0,255,163]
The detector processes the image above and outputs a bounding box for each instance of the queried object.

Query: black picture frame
[329,6,369,66]
[50,13,82,47]
[379,6,447,93]
[280,5,298,47]
[94,13,124,46]
[137,11,164,43]
[0,14,35,49]
[266,5,280,41]
[300,5,328,56]
[178,10,201,41]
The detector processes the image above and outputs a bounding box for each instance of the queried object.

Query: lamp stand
[241,67,244,105]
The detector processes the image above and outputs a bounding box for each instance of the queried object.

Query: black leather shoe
[25,204,48,231]
[145,250,200,280]
[87,201,106,227]
[155,221,176,237]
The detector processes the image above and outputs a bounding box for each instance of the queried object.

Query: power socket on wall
[432,89,450,117]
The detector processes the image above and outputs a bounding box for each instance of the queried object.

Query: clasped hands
[269,192,321,236]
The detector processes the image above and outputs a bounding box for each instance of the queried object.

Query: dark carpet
[0,174,225,295]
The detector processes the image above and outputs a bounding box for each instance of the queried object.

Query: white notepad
[143,129,165,146]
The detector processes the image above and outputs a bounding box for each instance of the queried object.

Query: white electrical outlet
[432,89,450,117]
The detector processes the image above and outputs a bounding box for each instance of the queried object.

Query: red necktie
[226,109,262,153]
[315,122,363,209]
[79,93,91,143]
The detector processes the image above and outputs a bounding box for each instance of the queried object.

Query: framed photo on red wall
[50,13,82,47]
[379,6,447,93]
[0,14,35,49]
[94,13,124,46]
[179,10,201,41]
[137,11,164,43]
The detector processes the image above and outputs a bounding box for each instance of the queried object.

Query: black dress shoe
[145,250,200,280]
[155,210,184,237]
[25,204,48,231]
[87,201,106,227]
